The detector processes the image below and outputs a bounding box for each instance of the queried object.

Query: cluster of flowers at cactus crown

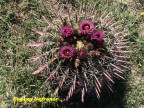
[59,19,104,59]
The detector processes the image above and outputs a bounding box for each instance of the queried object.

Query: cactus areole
[28,1,131,102]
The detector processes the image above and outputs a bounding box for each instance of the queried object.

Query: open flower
[91,30,104,41]
[79,19,94,34]
[60,25,72,37]
[59,46,74,59]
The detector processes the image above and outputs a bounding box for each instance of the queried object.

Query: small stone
[114,0,134,4]
[139,105,144,108]
[138,23,144,38]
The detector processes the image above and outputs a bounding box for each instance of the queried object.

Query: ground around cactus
[0,0,144,108]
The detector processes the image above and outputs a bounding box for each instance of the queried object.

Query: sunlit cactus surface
[27,1,131,102]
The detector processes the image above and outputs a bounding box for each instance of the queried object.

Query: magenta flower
[59,46,74,59]
[60,25,72,37]
[77,50,86,58]
[79,20,94,34]
[91,30,104,41]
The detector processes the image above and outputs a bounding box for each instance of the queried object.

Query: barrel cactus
[27,1,131,102]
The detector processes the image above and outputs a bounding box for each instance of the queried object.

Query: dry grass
[0,0,144,108]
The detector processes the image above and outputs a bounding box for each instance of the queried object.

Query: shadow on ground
[58,79,126,108]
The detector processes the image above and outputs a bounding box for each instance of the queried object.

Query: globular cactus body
[28,1,131,102]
